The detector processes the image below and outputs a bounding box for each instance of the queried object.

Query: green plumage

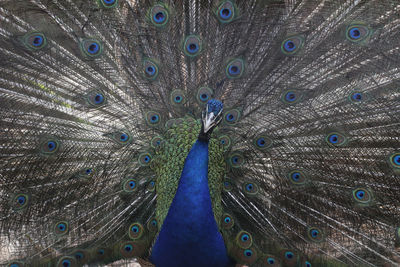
[153,117,225,228]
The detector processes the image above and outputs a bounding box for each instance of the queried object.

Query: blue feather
[151,139,231,267]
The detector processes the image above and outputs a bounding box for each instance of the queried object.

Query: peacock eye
[81,39,103,58]
[394,155,400,165]
[351,92,362,102]
[57,257,76,267]
[138,152,152,166]
[154,11,166,23]
[147,218,158,232]
[120,133,128,142]
[223,179,233,191]
[236,231,253,248]
[241,234,249,241]
[226,59,244,79]
[13,194,29,210]
[389,153,400,168]
[346,24,371,43]
[151,136,163,148]
[197,87,214,104]
[281,35,304,55]
[54,221,69,236]
[244,249,253,257]
[48,141,56,150]
[329,134,338,143]
[307,227,324,242]
[349,28,361,38]
[285,91,296,101]
[23,32,47,50]
[284,40,296,51]
[218,135,232,151]
[223,109,241,124]
[281,89,303,104]
[100,0,117,8]
[229,66,239,74]
[151,115,159,123]
[147,180,156,191]
[220,8,232,19]
[94,93,104,104]
[187,43,198,53]
[228,152,244,168]
[32,35,43,46]
[267,257,275,265]
[145,111,162,126]
[86,90,106,107]
[184,35,202,57]
[285,251,294,259]
[123,178,137,192]
[111,131,131,145]
[325,132,347,146]
[221,214,234,229]
[61,259,71,267]
[147,66,156,75]
[292,172,300,181]
[252,133,273,150]
[40,138,60,155]
[170,90,186,106]
[129,181,136,188]
[143,60,159,80]
[245,184,253,191]
[120,242,136,257]
[74,252,84,260]
[88,43,99,54]
[129,223,144,239]
[216,1,235,23]
[243,182,258,195]
[352,187,373,205]
[150,4,169,26]
[256,137,266,147]
[17,196,26,205]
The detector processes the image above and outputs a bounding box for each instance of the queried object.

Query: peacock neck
[150,139,231,267]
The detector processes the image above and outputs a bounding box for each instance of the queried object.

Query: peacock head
[201,99,223,135]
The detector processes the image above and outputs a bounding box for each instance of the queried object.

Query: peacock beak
[202,103,223,134]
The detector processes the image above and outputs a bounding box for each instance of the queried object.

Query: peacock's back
[1,0,400,266]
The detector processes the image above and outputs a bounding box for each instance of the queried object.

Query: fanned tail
[0,0,400,266]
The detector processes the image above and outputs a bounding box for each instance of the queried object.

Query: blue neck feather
[150,139,231,267]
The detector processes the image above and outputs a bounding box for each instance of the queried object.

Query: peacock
[1,0,400,266]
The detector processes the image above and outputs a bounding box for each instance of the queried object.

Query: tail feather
[1,0,400,266]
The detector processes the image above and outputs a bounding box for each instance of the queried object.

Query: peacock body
[1,0,400,266]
